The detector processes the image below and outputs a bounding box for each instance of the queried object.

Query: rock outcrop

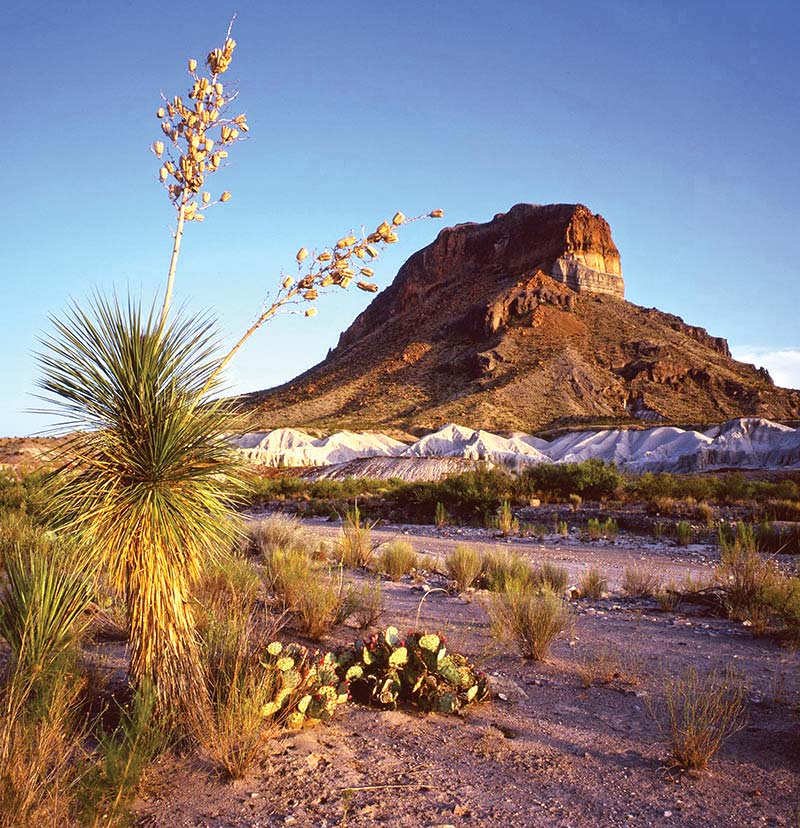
[244,203,800,435]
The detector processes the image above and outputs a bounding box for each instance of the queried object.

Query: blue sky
[2,0,799,436]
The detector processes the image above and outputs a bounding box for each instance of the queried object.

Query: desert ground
[132,517,799,828]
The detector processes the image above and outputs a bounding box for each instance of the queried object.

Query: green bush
[514,459,621,502]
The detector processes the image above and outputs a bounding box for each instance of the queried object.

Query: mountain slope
[243,203,800,436]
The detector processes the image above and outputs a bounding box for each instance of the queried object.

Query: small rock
[664,811,673,817]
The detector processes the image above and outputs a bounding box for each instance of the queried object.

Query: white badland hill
[232,417,800,478]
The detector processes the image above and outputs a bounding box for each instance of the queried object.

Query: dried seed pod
[214,82,224,95]
[357,281,378,292]
[159,167,168,182]
[220,191,232,202]
[317,251,332,262]
[305,307,317,317]
[376,221,391,236]
[319,275,334,287]
[360,268,375,277]
[354,248,365,259]
[303,289,318,300]
[202,192,211,205]
[429,209,444,218]
[153,141,164,157]
[365,245,379,258]
[282,276,294,289]
[392,211,405,226]
[296,247,308,262]
[194,213,204,222]
[340,275,352,289]
[157,107,165,118]
[384,232,398,243]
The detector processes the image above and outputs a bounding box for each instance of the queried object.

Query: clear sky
[2,0,799,436]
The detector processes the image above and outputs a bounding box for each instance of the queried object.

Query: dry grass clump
[622,565,661,598]
[578,567,607,600]
[445,544,483,592]
[263,547,312,608]
[293,568,352,639]
[249,513,317,559]
[378,540,418,581]
[487,580,574,661]
[200,607,277,778]
[482,548,533,592]
[653,666,746,772]
[195,551,262,619]
[533,561,569,595]
[336,505,379,569]
[349,578,384,630]
[578,648,638,689]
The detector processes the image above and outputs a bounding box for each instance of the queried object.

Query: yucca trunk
[126,547,208,728]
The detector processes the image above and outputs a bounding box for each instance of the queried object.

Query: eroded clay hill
[245,203,800,436]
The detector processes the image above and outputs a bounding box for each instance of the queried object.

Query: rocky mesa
[244,203,800,436]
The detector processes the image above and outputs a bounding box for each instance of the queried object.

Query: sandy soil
[133,521,800,828]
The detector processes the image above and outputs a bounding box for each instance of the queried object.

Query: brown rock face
[245,203,800,435]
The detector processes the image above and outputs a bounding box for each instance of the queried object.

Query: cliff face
[245,203,800,436]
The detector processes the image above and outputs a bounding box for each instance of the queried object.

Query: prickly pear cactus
[335,627,489,713]
[259,641,349,729]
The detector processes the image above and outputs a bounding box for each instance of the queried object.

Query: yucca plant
[36,299,242,726]
[33,26,442,732]
[0,534,94,683]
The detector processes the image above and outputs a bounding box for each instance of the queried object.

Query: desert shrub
[336,504,378,568]
[489,499,518,536]
[656,581,681,611]
[249,513,315,558]
[651,520,666,540]
[578,567,607,600]
[755,519,800,555]
[694,501,716,528]
[653,666,746,772]
[481,548,534,592]
[293,568,353,639]
[0,666,86,828]
[622,565,661,598]
[716,523,777,623]
[195,551,261,617]
[554,518,569,537]
[586,518,602,541]
[336,627,489,712]
[515,459,621,502]
[349,578,384,630]
[262,547,312,608]
[569,493,582,511]
[445,544,483,592]
[80,682,168,824]
[487,580,574,661]
[533,561,569,594]
[675,521,694,546]
[393,464,512,522]
[761,575,800,642]
[578,648,638,689]
[603,517,619,540]
[434,501,448,528]
[378,540,418,580]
